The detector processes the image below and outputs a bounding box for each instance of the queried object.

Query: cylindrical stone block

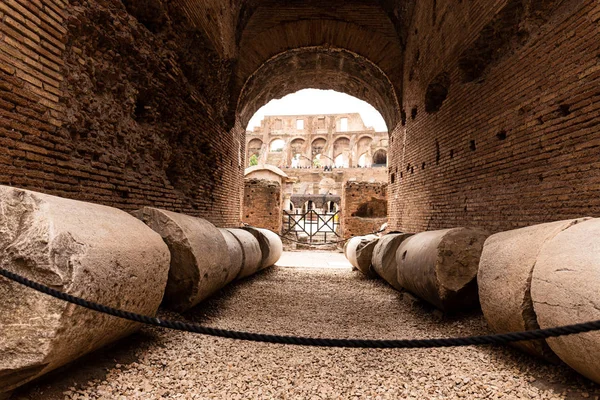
[478,218,588,360]
[224,228,262,279]
[396,228,488,311]
[133,207,230,311]
[242,227,283,270]
[344,235,379,276]
[371,233,413,290]
[218,228,244,283]
[531,218,600,383]
[0,186,170,394]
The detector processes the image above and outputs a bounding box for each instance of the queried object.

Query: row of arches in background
[247,136,387,168]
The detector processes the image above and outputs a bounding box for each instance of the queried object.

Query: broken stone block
[133,207,230,311]
[344,235,379,276]
[217,229,244,283]
[371,233,413,290]
[223,228,262,279]
[531,218,600,383]
[396,228,488,312]
[242,227,283,270]
[0,186,170,394]
[478,218,588,360]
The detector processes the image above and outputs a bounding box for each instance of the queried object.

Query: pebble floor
[12,258,600,400]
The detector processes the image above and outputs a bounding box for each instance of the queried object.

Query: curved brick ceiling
[237,47,400,130]
[233,0,410,130]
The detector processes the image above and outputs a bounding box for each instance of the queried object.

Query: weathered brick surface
[3,0,600,234]
[389,0,600,234]
[0,0,243,227]
[242,178,282,232]
[341,181,387,239]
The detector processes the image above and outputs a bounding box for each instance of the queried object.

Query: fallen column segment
[396,228,488,312]
[531,218,600,383]
[221,228,262,279]
[133,207,230,312]
[371,233,413,290]
[478,218,588,361]
[344,235,379,277]
[242,227,283,271]
[0,186,171,394]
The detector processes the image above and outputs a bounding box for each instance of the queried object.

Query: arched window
[358,153,370,167]
[373,149,387,166]
[270,139,285,152]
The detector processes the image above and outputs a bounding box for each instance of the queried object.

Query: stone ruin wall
[341,181,388,239]
[242,178,282,233]
[246,113,389,169]
[0,0,244,228]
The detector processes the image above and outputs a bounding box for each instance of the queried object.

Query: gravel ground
[12,261,600,400]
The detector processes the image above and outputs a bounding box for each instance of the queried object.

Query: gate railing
[282,210,341,244]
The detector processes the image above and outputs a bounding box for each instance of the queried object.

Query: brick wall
[0,0,243,227]
[341,181,387,239]
[242,178,282,232]
[389,0,600,234]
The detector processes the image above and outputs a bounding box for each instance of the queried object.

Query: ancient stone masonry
[242,178,282,233]
[1,0,600,238]
[341,181,387,239]
[246,113,388,169]
[0,0,242,227]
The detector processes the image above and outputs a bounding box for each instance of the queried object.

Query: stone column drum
[222,228,263,279]
[478,218,588,361]
[0,186,171,394]
[344,235,379,276]
[371,233,413,290]
[531,218,600,383]
[396,228,488,311]
[242,227,283,271]
[133,207,230,312]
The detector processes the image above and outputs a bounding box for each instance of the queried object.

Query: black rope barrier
[2,267,600,349]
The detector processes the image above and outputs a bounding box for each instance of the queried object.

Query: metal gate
[282,210,341,244]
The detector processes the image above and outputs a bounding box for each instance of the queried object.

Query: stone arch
[373,149,388,166]
[247,138,263,165]
[236,47,400,132]
[311,138,327,157]
[355,136,374,167]
[289,138,308,167]
[333,137,351,168]
[269,138,285,152]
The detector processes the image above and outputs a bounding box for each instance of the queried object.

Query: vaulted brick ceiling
[176,0,413,130]
[235,0,411,130]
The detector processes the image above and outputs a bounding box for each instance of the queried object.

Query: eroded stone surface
[133,207,229,311]
[344,235,379,276]
[217,229,244,284]
[0,186,170,393]
[371,233,413,290]
[225,228,262,279]
[243,227,283,270]
[532,218,600,383]
[478,218,588,360]
[397,228,488,312]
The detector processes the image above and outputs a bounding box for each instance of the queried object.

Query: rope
[2,267,600,349]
